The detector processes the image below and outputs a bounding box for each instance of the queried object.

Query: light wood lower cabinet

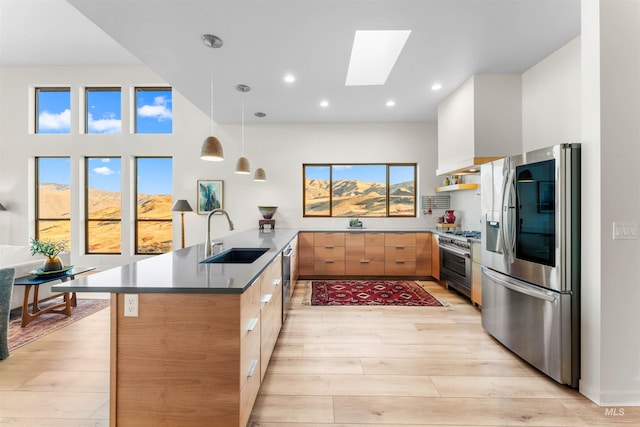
[110,255,283,427]
[298,231,435,279]
[471,242,481,307]
[313,232,346,276]
[260,254,282,380]
[345,232,385,276]
[385,232,417,276]
[298,232,314,276]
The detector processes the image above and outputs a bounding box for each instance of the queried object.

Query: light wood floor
[0,281,637,426]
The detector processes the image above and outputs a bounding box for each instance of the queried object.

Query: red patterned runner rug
[311,280,443,307]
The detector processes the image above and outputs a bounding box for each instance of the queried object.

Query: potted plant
[29,237,66,272]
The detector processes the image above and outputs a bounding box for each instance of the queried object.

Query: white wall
[0,66,439,269]
[522,37,582,151]
[581,0,640,406]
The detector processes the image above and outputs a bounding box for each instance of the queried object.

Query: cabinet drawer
[346,261,385,276]
[314,232,345,247]
[314,246,345,261]
[384,232,416,247]
[240,315,261,390]
[314,260,345,276]
[384,246,416,261]
[365,233,385,262]
[241,279,261,336]
[385,261,417,276]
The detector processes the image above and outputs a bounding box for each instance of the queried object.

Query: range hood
[436,74,522,177]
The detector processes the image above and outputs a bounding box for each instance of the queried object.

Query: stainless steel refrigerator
[480,143,580,387]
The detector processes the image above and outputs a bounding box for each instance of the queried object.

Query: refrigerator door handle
[482,268,557,303]
[501,168,516,264]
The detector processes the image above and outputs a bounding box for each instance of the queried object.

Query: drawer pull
[247,317,258,331]
[360,260,370,263]
[324,245,335,249]
[273,278,281,286]
[325,260,335,263]
[262,294,272,303]
[395,245,405,249]
[247,359,259,377]
[396,260,406,264]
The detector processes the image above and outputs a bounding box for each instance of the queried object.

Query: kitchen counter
[52,228,298,294]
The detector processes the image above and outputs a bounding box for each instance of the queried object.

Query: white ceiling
[0,0,580,124]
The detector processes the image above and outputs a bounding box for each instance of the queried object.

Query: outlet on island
[124,294,139,317]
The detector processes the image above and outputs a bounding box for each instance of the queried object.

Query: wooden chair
[0,267,16,360]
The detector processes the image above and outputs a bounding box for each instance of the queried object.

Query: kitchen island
[53,228,298,427]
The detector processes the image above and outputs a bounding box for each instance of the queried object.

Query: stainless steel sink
[201,248,269,264]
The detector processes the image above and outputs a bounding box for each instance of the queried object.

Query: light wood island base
[110,291,262,427]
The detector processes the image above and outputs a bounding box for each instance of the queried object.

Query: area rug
[7,298,110,351]
[311,280,444,307]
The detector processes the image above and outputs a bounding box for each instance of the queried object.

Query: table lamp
[171,199,193,248]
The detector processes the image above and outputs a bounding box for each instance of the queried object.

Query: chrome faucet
[204,209,234,258]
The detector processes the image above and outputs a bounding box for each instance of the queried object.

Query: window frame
[134,86,173,134]
[134,156,173,255]
[35,156,71,248]
[84,87,122,134]
[302,163,417,218]
[35,87,71,134]
[85,157,122,255]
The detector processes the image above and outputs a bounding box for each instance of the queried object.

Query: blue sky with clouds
[306,165,415,184]
[37,88,172,134]
[37,88,173,194]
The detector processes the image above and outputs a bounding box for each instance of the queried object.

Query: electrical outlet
[124,294,138,317]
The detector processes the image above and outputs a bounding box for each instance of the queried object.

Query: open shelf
[434,183,479,193]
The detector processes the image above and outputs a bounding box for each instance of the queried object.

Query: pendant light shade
[254,168,267,181]
[200,136,224,161]
[235,156,251,174]
[200,34,224,162]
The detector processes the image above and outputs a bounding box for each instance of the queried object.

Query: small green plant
[29,237,66,259]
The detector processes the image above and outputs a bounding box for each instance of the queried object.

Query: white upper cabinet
[436,74,522,176]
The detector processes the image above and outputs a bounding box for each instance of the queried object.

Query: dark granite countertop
[53,228,442,295]
[52,228,299,295]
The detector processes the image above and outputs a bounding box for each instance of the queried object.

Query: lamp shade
[517,169,534,182]
[200,136,224,161]
[235,156,251,174]
[0,202,5,211]
[172,199,193,212]
[253,168,267,181]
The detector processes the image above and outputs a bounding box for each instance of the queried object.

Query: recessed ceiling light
[320,100,329,108]
[431,83,442,91]
[386,100,396,107]
[284,74,295,83]
[345,30,411,86]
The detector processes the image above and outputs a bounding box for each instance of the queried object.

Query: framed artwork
[197,180,224,214]
[538,181,554,213]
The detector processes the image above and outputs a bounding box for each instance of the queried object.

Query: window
[303,163,417,217]
[35,88,71,134]
[135,87,172,134]
[36,157,71,249]
[86,157,122,254]
[85,88,121,134]
[136,157,173,254]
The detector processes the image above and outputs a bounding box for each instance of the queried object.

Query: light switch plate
[613,222,638,240]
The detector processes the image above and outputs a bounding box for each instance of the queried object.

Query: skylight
[345,30,411,86]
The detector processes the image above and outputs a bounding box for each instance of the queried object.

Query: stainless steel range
[438,231,480,298]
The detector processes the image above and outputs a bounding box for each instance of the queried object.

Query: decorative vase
[444,210,456,224]
[43,256,63,272]
[258,206,278,220]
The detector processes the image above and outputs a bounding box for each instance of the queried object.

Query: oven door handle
[438,245,470,258]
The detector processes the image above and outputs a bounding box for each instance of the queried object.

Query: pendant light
[200,34,224,161]
[235,84,251,174]
[253,168,267,181]
[253,112,268,181]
